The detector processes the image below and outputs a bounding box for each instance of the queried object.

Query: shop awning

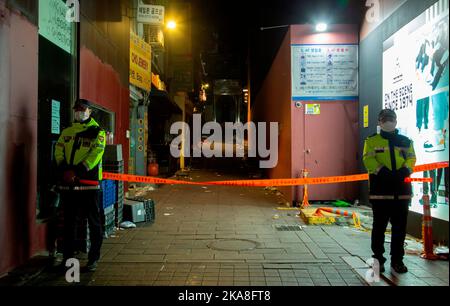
[149,87,182,117]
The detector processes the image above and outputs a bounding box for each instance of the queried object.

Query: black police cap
[378,109,397,121]
[73,99,92,109]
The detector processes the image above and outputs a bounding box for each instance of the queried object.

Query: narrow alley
[23,168,448,287]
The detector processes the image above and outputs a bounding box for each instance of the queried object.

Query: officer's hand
[63,170,77,184]
[377,167,391,177]
[398,167,412,180]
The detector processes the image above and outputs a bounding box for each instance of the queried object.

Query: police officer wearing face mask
[54,99,106,272]
[363,109,416,274]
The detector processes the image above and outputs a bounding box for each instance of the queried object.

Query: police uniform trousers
[371,199,410,265]
[61,190,103,262]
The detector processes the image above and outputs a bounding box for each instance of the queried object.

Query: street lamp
[315,23,328,32]
[167,20,177,30]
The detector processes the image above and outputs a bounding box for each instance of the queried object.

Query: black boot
[391,261,408,274]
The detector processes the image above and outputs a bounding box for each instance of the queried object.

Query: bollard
[301,169,310,208]
[421,194,439,260]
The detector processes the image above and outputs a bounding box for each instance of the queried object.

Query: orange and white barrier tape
[405,178,433,183]
[102,162,448,187]
[413,162,449,173]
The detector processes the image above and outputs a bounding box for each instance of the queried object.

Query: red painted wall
[0,8,47,275]
[252,30,293,201]
[79,47,130,171]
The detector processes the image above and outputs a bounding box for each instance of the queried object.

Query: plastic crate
[101,180,118,208]
[127,197,155,223]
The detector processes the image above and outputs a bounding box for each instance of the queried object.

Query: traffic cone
[421,194,439,260]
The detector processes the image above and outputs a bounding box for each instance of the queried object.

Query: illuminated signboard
[383,2,449,220]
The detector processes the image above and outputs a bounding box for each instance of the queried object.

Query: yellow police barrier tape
[102,162,449,187]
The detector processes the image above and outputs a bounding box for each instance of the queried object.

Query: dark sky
[190,0,365,95]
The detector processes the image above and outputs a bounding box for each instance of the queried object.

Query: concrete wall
[252,30,293,201]
[0,1,46,275]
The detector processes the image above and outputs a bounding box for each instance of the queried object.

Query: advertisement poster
[291,44,358,100]
[130,32,152,92]
[383,3,449,220]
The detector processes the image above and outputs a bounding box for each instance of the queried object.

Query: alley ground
[11,169,450,286]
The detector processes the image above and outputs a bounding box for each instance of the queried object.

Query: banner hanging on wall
[291,44,359,100]
[383,1,449,221]
[130,32,152,92]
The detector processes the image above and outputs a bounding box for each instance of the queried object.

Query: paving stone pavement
[24,170,449,287]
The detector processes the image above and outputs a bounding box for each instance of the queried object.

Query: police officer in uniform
[55,99,106,272]
[363,109,416,274]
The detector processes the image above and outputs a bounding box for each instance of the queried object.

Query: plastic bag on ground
[120,221,137,229]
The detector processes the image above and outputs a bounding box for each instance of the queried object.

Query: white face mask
[74,110,90,122]
[380,121,397,133]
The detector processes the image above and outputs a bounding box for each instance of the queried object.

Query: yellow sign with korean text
[130,32,152,91]
[364,105,369,128]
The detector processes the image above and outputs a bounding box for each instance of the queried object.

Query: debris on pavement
[436,246,449,256]
[120,221,137,229]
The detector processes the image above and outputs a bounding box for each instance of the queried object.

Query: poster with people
[383,2,449,220]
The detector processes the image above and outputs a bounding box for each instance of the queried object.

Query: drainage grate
[274,225,303,231]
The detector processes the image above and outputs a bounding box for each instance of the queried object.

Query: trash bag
[120,221,137,229]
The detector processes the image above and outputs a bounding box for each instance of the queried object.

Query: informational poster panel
[383,2,449,220]
[292,44,358,100]
[51,100,61,135]
[38,0,73,54]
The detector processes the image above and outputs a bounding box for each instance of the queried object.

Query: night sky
[190,0,365,96]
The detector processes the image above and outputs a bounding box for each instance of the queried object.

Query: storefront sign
[383,2,449,220]
[130,32,152,92]
[292,44,358,100]
[137,4,165,25]
[39,0,73,54]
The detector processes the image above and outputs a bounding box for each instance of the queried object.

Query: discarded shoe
[391,262,408,274]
